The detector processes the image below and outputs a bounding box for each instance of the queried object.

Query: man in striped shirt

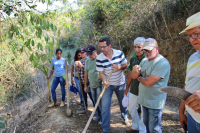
[96,36,129,133]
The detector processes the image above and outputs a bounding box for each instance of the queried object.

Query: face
[186,27,200,50]
[134,44,144,57]
[80,51,86,58]
[99,41,110,55]
[88,51,97,60]
[143,47,157,59]
[78,53,81,59]
[56,51,62,59]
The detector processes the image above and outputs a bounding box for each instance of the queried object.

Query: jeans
[81,83,95,108]
[90,86,102,120]
[101,83,128,132]
[74,77,83,102]
[187,112,200,133]
[142,106,163,133]
[51,76,65,102]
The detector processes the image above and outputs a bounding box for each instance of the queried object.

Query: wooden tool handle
[82,70,113,133]
[65,60,69,109]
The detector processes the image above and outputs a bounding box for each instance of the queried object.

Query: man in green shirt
[84,45,102,125]
[124,37,146,133]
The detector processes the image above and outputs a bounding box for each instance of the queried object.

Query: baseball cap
[143,38,158,50]
[80,47,87,52]
[179,12,200,34]
[86,45,96,55]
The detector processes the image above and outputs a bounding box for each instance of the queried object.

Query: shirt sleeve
[151,60,170,79]
[84,60,88,72]
[71,59,74,65]
[127,57,133,71]
[121,52,127,65]
[51,59,54,65]
[96,58,104,71]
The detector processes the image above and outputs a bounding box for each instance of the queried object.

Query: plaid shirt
[78,56,89,84]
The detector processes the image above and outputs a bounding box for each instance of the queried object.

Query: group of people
[47,11,200,133]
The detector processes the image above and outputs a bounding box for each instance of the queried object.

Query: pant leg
[51,77,59,102]
[142,106,149,133]
[74,77,83,102]
[148,108,163,133]
[139,105,147,133]
[59,76,66,101]
[101,85,113,133]
[114,84,128,119]
[87,85,95,107]
[96,86,102,119]
[128,93,139,130]
[81,84,88,108]
[187,112,200,133]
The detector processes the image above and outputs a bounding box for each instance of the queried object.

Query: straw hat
[179,12,200,34]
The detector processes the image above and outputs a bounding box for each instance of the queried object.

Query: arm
[124,72,132,96]
[74,61,83,68]
[99,71,110,89]
[47,66,54,79]
[111,63,128,72]
[138,74,161,87]
[84,72,89,93]
[132,65,141,79]
[71,65,74,84]
[185,90,200,113]
[179,84,187,129]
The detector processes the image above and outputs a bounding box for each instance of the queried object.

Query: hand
[74,61,80,67]
[84,86,88,93]
[103,81,110,89]
[124,89,129,96]
[71,79,75,85]
[132,65,141,73]
[47,75,51,79]
[111,64,121,72]
[185,90,200,113]
[179,113,187,129]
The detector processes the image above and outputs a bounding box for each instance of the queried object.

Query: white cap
[143,38,158,50]
[134,37,146,46]
[122,92,129,108]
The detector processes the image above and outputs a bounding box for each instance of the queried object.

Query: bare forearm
[179,100,186,114]
[132,71,140,79]
[120,63,128,70]
[99,72,106,82]
[125,72,132,90]
[71,65,74,80]
[84,72,88,88]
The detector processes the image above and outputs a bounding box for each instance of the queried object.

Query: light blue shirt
[51,57,68,77]
[138,55,171,109]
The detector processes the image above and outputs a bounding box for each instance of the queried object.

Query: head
[134,37,145,57]
[74,49,82,61]
[56,48,62,59]
[180,12,200,50]
[99,36,112,55]
[80,47,87,58]
[86,45,97,60]
[142,38,159,60]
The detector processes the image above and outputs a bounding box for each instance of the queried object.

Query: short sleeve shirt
[138,55,171,109]
[51,57,66,77]
[85,58,102,88]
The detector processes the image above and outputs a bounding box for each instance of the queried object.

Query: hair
[56,48,62,54]
[99,36,111,46]
[134,37,146,46]
[74,49,82,61]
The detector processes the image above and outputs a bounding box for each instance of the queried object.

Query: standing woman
[48,48,67,107]
[71,49,83,105]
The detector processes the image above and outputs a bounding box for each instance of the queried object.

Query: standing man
[132,38,171,133]
[75,47,94,114]
[96,36,129,133]
[84,45,102,125]
[179,11,200,132]
[124,37,146,133]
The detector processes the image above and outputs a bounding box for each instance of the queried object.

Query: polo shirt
[96,49,127,86]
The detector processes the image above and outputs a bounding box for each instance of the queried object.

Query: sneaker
[98,121,102,125]
[124,118,130,126]
[48,101,58,107]
[60,101,65,107]
[93,116,100,121]
[126,127,139,133]
[76,108,86,114]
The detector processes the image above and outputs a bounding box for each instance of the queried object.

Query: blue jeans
[81,83,95,108]
[51,76,65,102]
[101,83,128,132]
[142,106,163,133]
[74,77,83,102]
[90,86,102,120]
[187,112,200,132]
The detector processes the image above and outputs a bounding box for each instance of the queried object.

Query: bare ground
[15,85,184,133]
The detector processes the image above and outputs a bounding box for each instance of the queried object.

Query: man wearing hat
[75,47,95,114]
[132,38,171,133]
[84,45,102,125]
[179,11,200,132]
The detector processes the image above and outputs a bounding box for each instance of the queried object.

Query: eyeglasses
[99,46,108,49]
[143,48,154,53]
[188,32,200,40]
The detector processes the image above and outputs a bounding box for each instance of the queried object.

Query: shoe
[48,101,58,107]
[76,108,86,114]
[124,118,131,126]
[98,121,102,125]
[78,101,83,105]
[93,116,100,121]
[60,101,65,107]
[126,127,139,133]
